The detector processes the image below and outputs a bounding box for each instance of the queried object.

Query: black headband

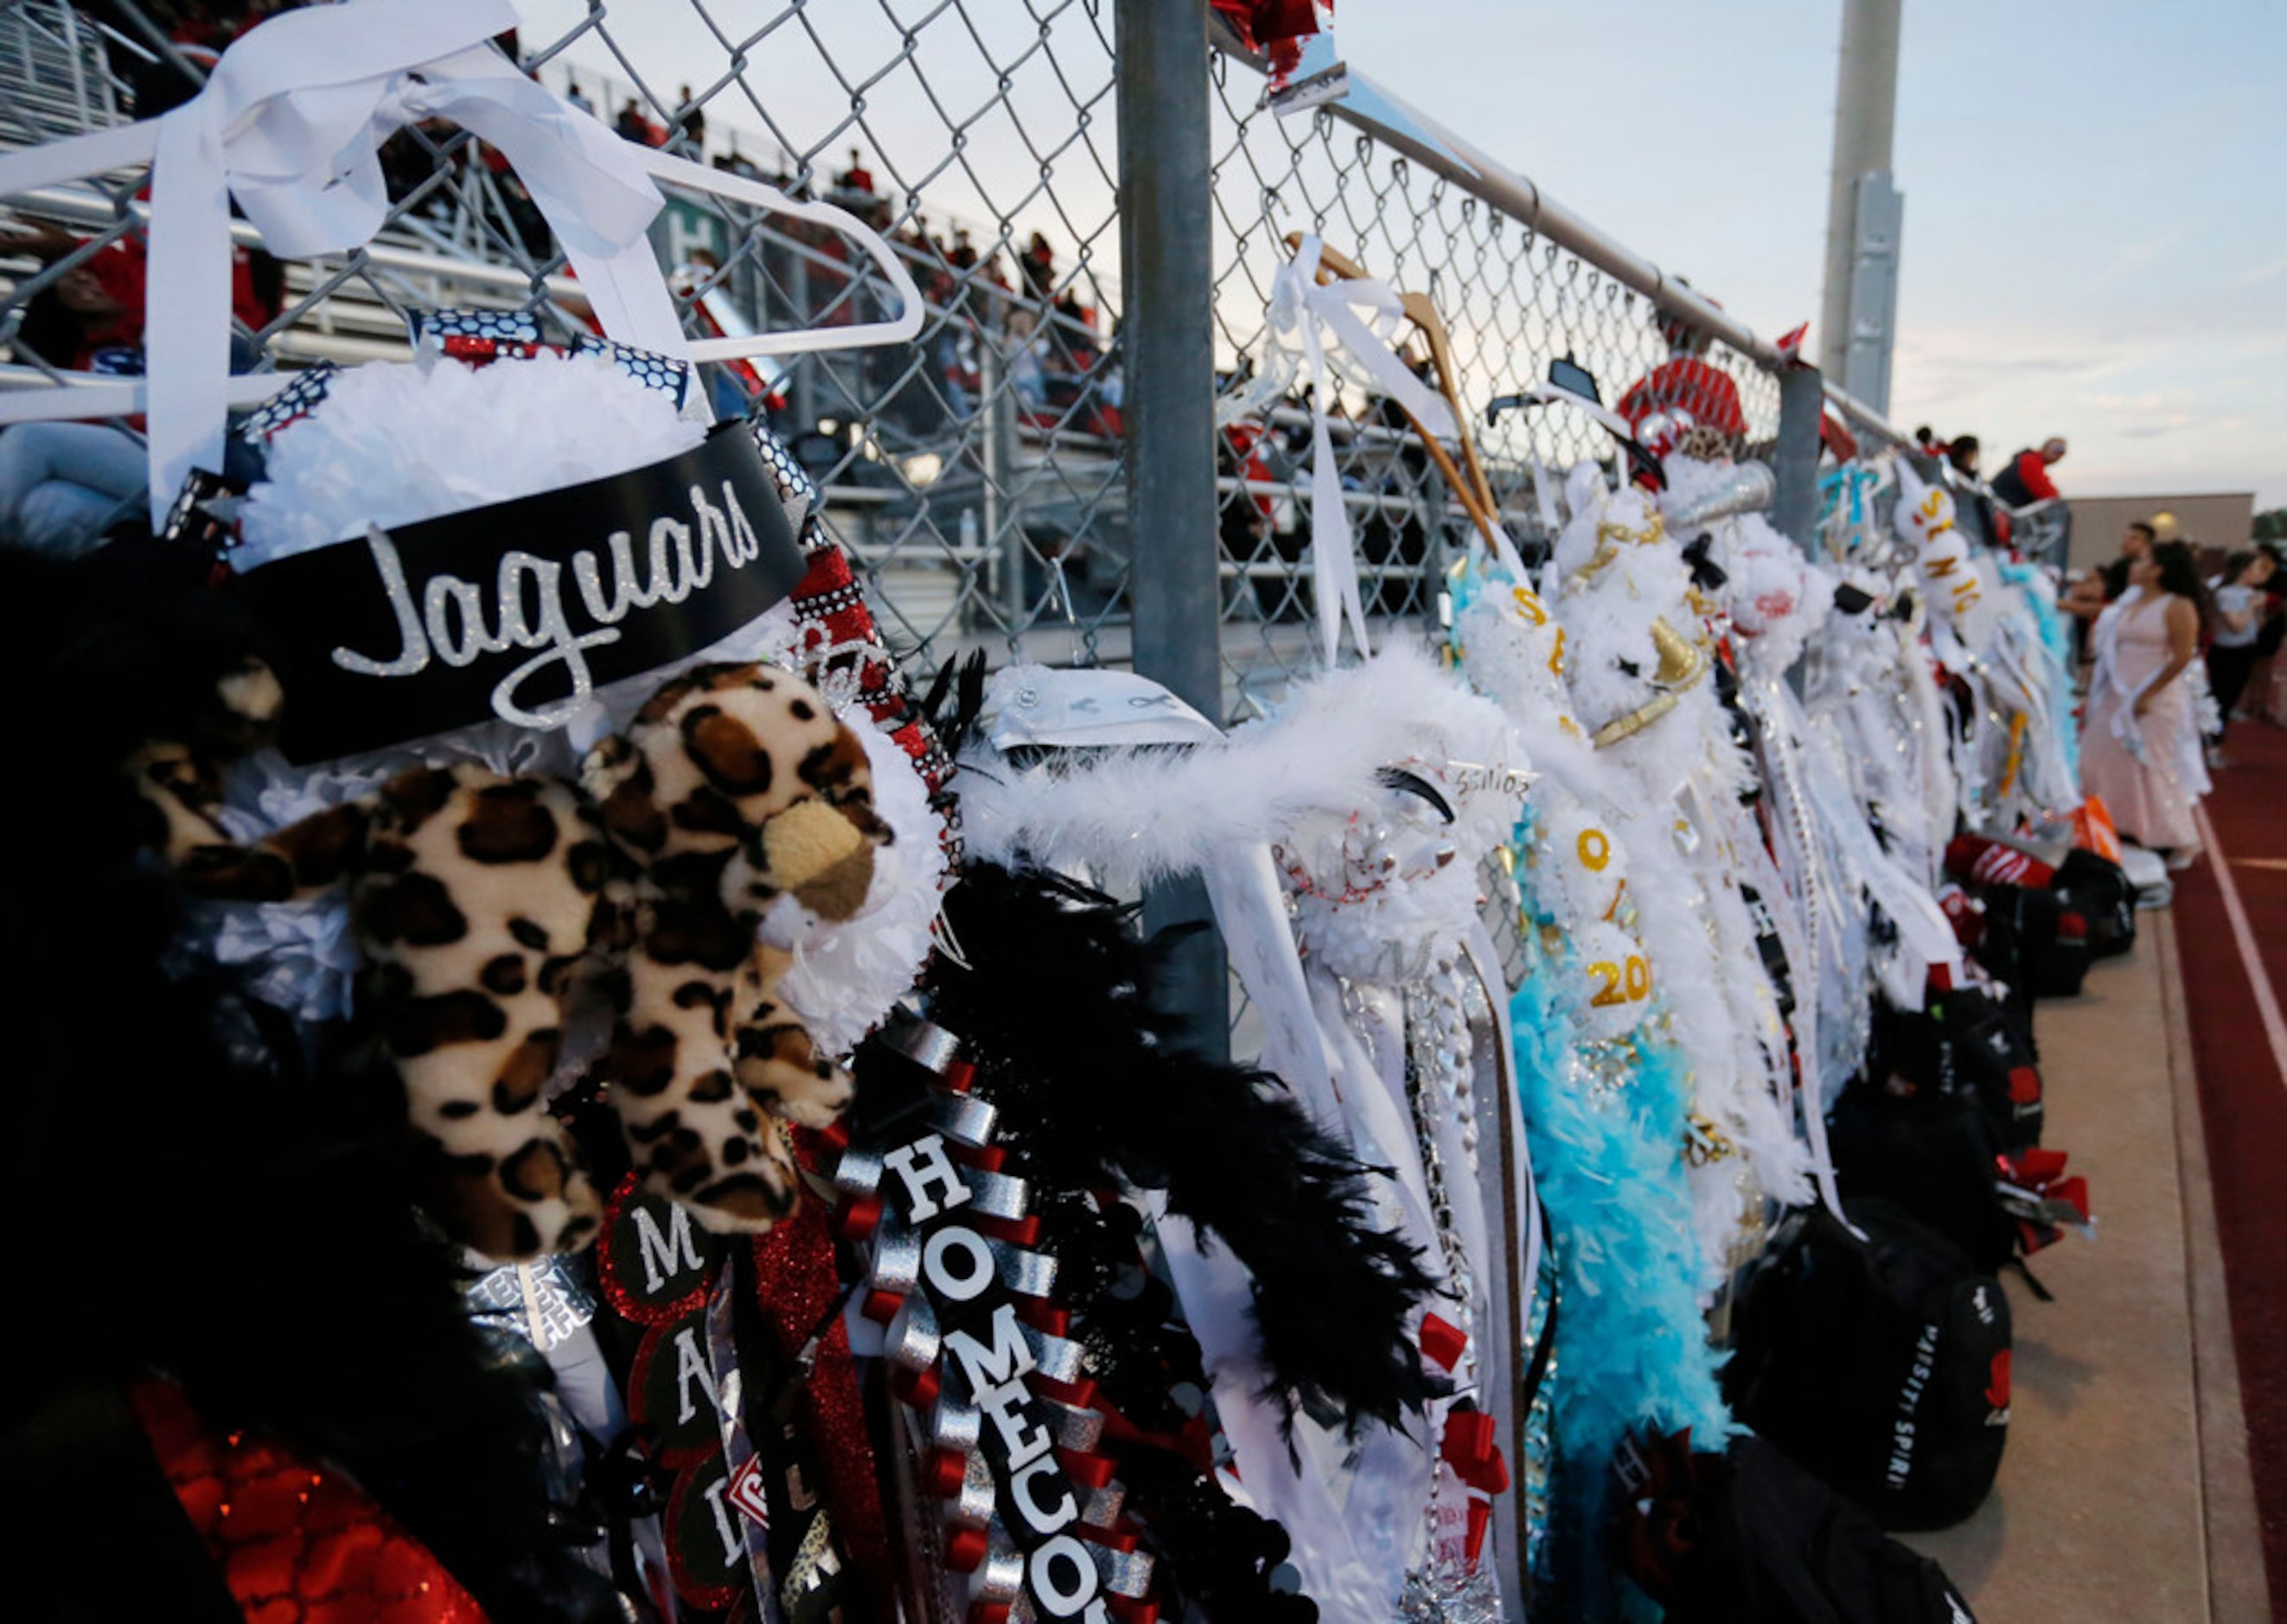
[234,420,806,764]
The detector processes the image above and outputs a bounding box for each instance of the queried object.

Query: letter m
[942,1302,1037,1396]
[634,1200,706,1295]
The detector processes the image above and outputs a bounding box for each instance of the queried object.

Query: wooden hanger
[1284,233,1503,538]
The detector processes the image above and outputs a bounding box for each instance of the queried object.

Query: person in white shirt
[2205,548,2274,762]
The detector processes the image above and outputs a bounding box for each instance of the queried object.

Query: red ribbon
[1997,1148,2092,1255]
[1438,1409,1510,1567]
[750,1131,898,1621]
[1210,0,1324,79]
[1417,1311,1467,1373]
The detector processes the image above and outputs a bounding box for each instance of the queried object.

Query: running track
[2170,715,2287,1598]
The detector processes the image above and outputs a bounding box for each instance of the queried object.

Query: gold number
[1588,955,1652,1007]
[1576,828,1610,872]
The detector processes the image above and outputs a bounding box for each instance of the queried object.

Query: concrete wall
[2067,492,2256,572]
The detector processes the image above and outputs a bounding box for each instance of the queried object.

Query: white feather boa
[961,640,1530,899]
[1541,466,1811,1261]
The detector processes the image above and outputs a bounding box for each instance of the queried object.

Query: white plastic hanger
[0,0,923,518]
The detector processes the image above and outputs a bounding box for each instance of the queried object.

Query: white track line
[2192,802,2287,1090]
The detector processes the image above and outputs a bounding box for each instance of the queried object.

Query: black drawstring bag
[1871,989,2043,1154]
[1623,1431,1978,1624]
[2052,847,2137,961]
[1830,1081,2018,1276]
[1976,885,2091,1001]
[1724,1200,2011,1532]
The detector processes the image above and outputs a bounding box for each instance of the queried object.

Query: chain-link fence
[1,0,1826,730]
[1204,46,1783,716]
[2,0,1137,678]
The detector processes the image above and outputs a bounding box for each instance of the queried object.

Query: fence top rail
[1212,36,1787,371]
[1217,34,1930,466]
[1822,380,1916,452]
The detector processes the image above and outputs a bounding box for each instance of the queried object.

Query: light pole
[1817,0,1904,414]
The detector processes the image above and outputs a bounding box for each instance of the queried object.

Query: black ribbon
[587,1423,668,1605]
[232,420,806,764]
[1679,534,1728,592]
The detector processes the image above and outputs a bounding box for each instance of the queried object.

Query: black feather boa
[0,544,617,1621]
[924,860,1439,1434]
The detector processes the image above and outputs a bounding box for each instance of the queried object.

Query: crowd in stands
[555,65,1123,443]
[0,6,1128,553]
[72,1,1128,443]
[1907,424,2072,557]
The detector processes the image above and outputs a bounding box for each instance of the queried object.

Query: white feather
[960,640,1529,896]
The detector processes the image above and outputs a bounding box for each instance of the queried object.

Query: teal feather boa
[1509,810,1734,1617]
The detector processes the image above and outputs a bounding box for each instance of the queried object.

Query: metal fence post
[1773,363,1825,553]
[1116,0,1228,1056]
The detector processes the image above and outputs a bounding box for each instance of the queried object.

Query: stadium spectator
[2100,518,2156,602]
[838,149,877,195]
[0,423,146,558]
[1990,437,2067,508]
[1003,311,1048,412]
[2205,549,2274,760]
[2083,538,2212,866]
[680,86,706,151]
[615,99,663,147]
[1019,232,1057,303]
[5,220,281,374]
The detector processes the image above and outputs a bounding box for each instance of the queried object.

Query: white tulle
[235,352,706,568]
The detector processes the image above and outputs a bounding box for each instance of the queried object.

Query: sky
[1334,0,2287,509]
[522,0,2287,511]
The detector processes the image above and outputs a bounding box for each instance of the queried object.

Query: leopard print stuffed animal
[133,660,891,1261]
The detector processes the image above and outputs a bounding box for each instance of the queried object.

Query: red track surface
[2169,713,2287,1597]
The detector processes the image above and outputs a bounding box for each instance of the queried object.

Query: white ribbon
[1255,235,1460,667]
[0,0,685,525]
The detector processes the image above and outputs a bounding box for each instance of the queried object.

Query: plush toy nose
[759,800,878,922]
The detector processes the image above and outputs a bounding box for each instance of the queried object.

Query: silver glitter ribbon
[463,1253,596,1353]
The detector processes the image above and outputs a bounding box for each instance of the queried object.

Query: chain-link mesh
[0,0,1132,681]
[0,0,1794,725]
[1206,50,1782,719]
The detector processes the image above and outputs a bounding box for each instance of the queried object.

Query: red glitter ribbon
[129,1378,486,1623]
[749,1128,897,1620]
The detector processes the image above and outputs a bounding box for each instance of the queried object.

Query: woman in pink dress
[2083,540,2211,866]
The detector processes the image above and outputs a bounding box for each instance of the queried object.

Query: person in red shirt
[1990,438,2067,508]
[8,221,281,372]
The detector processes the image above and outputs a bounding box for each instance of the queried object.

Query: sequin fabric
[128,1379,487,1623]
